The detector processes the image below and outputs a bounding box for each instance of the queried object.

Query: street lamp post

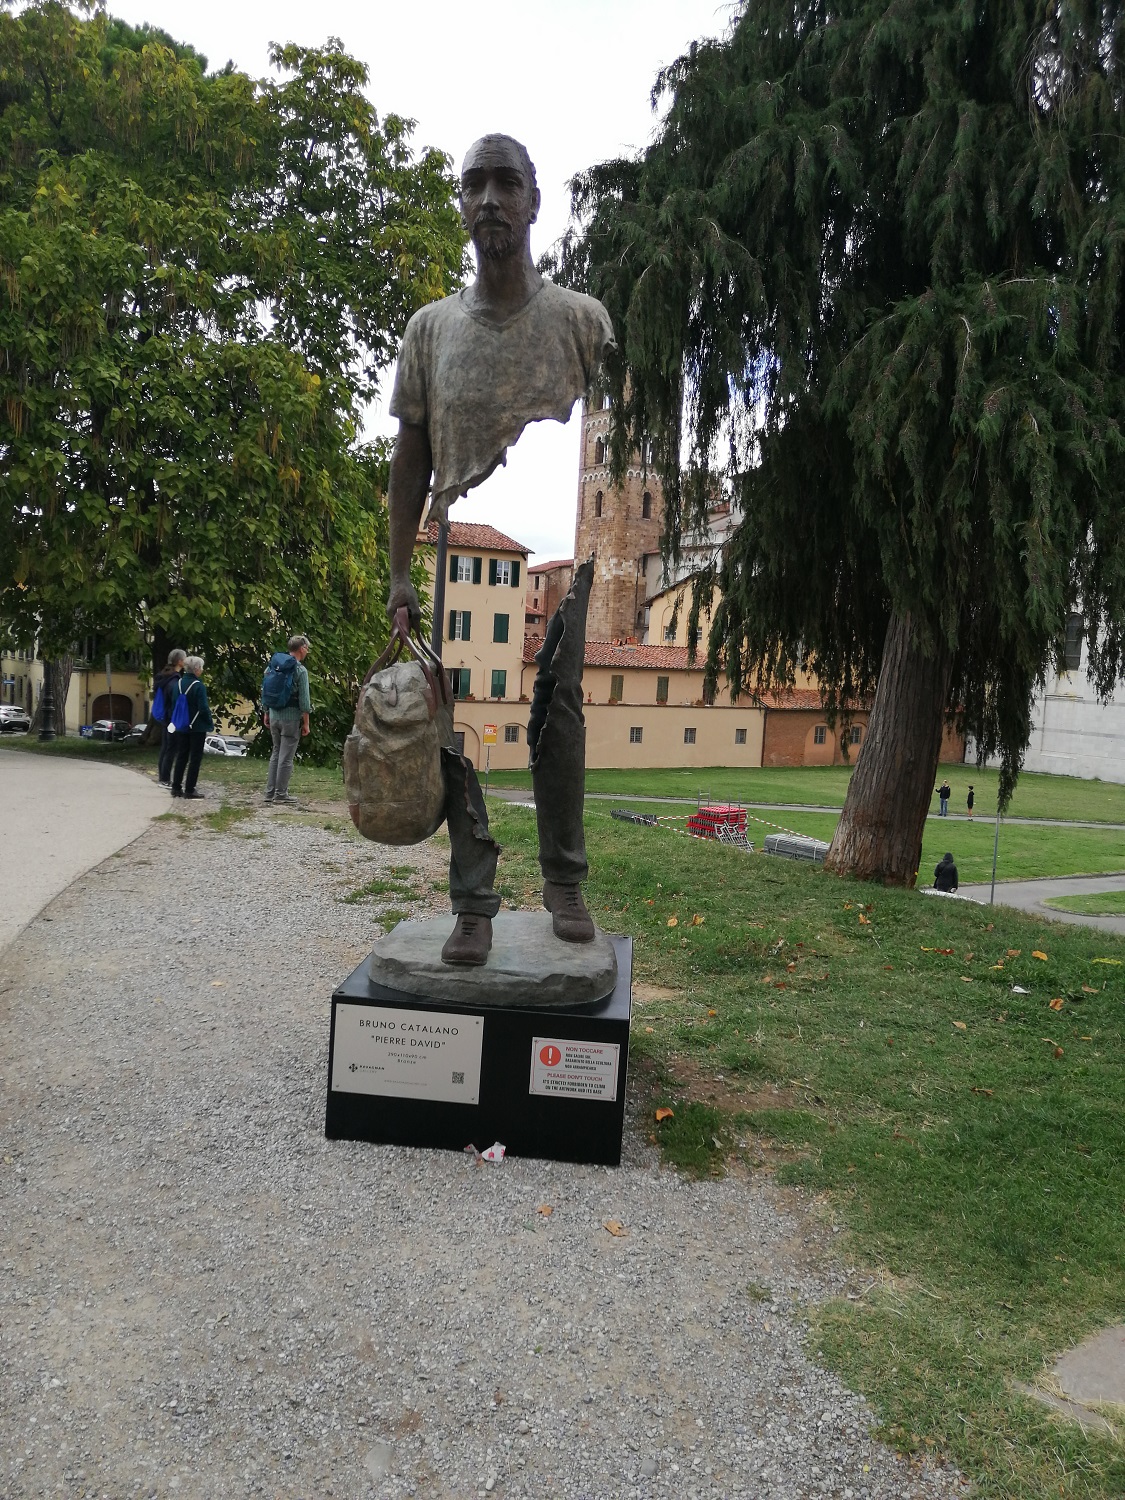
[38,659,56,742]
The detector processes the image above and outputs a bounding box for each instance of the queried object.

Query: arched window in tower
[594,436,606,465]
[642,491,652,519]
[601,392,612,410]
[639,437,654,466]
[595,491,603,518]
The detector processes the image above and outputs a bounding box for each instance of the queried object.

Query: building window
[493,613,509,643]
[449,609,471,641]
[449,668,470,699]
[703,680,715,706]
[813,725,827,745]
[534,575,540,590]
[663,623,676,642]
[1064,612,1084,671]
[488,558,520,588]
[504,724,520,744]
[656,676,669,704]
[490,669,507,698]
[848,725,863,745]
[735,728,748,745]
[640,437,654,465]
[610,674,623,702]
[594,491,603,518]
[642,490,652,519]
[684,727,696,745]
[594,436,607,465]
[601,392,612,410]
[451,554,482,584]
[629,726,643,744]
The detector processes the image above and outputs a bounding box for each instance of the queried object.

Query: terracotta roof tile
[522,638,697,670]
[528,558,573,573]
[424,521,528,555]
[755,688,871,711]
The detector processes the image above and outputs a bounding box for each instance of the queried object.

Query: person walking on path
[263,635,311,806]
[966,784,975,820]
[934,852,959,892]
[936,778,951,817]
[153,649,186,787]
[170,657,214,799]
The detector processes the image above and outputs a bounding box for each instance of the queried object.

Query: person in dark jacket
[153,648,186,787]
[170,655,215,800]
[934,852,959,892]
[936,778,951,817]
[966,784,975,820]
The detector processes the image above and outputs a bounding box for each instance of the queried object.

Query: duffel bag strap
[356,609,452,721]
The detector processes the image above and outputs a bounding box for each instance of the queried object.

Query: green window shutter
[449,554,458,583]
[493,613,509,643]
[656,675,669,703]
[448,609,456,640]
[610,674,623,701]
[462,610,470,641]
[491,669,507,698]
[511,560,520,588]
[472,557,482,585]
[488,558,497,586]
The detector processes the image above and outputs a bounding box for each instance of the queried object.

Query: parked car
[203,734,248,757]
[90,718,132,741]
[0,705,31,733]
[124,721,148,744]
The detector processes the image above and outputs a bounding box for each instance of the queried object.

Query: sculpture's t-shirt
[389,280,615,525]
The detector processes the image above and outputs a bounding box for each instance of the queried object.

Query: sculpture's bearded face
[460,136,540,262]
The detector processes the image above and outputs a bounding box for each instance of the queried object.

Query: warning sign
[482,723,497,744]
[529,1038,620,1100]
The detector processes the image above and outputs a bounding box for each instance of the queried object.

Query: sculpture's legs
[529,557,595,941]
[441,746,500,965]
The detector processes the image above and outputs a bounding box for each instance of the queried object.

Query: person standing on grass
[153,648,186,787]
[937,778,951,817]
[966,784,975,820]
[170,656,213,800]
[933,852,959,891]
[263,634,311,806]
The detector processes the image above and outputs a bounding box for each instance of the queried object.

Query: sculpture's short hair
[167,648,187,667]
[288,634,310,653]
[461,134,538,198]
[184,655,204,675]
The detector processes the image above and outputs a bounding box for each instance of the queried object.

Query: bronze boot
[441,913,493,966]
[542,881,595,943]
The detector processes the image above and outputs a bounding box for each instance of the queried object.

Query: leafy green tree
[556,0,1124,882]
[0,2,464,757]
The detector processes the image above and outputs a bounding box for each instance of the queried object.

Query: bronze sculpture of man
[385,133,614,967]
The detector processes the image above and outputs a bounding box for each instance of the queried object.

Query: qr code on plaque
[452,1071,465,1085]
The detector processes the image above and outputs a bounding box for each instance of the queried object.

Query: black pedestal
[325,936,632,1166]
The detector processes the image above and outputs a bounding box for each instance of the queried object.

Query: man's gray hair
[288,634,310,653]
[167,648,187,667]
[462,134,538,196]
[184,655,204,675]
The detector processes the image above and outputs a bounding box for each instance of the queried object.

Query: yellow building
[1,641,149,733]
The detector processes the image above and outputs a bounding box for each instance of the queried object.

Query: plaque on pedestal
[325,925,631,1166]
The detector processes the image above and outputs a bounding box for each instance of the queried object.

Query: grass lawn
[1044,890,1125,916]
[489,762,1125,824]
[592,801,1125,883]
[483,799,1125,1499]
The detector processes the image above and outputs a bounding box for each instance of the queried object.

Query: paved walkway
[0,750,169,953]
[960,872,1125,936]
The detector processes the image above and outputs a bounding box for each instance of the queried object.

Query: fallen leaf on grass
[952,1021,967,1030]
[1032,950,1049,961]
[1041,1038,1064,1058]
[707,1008,717,1016]
[883,964,894,971]
[655,1107,675,1123]
[667,916,678,928]
[537,1204,554,1217]
[843,902,853,910]
[786,961,798,972]
[1049,998,1065,1011]
[972,1087,994,1096]
[690,913,705,926]
[603,1220,628,1237]
[644,1026,654,1033]
[939,948,955,956]
[961,977,973,983]
[1082,984,1099,993]
[858,914,871,925]
[990,963,1005,970]
[1092,957,1122,965]
[774,982,788,990]
[1007,949,1021,957]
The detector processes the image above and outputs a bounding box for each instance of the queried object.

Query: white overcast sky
[105,0,732,565]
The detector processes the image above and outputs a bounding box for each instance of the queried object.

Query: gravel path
[1,796,964,1500]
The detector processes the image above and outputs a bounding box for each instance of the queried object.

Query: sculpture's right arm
[386,420,433,626]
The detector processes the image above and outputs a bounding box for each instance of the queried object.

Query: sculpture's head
[460,134,540,262]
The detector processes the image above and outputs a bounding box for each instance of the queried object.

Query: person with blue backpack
[169,656,214,799]
[150,648,186,787]
[261,634,311,805]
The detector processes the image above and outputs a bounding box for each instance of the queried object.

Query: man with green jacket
[263,635,311,806]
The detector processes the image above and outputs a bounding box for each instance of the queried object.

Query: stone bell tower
[572,398,665,642]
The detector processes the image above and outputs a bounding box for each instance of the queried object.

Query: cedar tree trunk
[824,610,953,886]
[29,656,74,737]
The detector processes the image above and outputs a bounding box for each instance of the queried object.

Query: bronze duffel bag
[343,610,453,845]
